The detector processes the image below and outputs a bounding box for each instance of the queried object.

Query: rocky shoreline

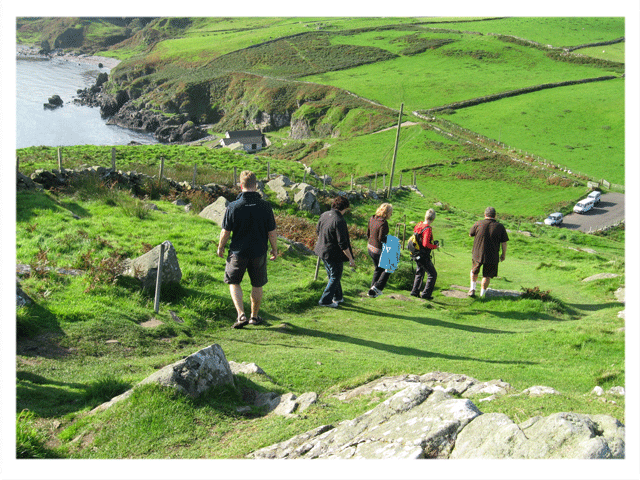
[17,44,121,70]
[18,44,209,144]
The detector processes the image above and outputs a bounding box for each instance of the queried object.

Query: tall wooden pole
[387,103,403,199]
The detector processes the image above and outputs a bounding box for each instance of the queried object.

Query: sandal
[232,313,249,329]
[249,315,263,325]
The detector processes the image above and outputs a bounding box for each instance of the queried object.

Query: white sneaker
[332,297,345,303]
[319,301,339,308]
[367,286,382,298]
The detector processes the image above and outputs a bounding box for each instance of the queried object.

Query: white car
[544,212,563,226]
[573,199,595,214]
[587,191,602,204]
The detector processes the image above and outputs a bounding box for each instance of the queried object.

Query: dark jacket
[367,215,389,250]
[314,209,351,262]
[222,191,276,258]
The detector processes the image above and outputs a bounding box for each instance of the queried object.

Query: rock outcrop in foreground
[250,383,625,460]
[88,343,625,460]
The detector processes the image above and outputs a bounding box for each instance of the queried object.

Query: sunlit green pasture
[434,17,625,47]
[303,33,619,111]
[147,17,426,65]
[576,43,626,63]
[415,160,586,219]
[446,78,625,185]
[306,124,473,178]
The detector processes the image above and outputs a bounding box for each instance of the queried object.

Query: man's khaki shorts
[224,253,268,287]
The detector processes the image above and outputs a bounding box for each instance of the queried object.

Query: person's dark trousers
[319,258,344,304]
[368,250,390,291]
[410,256,437,298]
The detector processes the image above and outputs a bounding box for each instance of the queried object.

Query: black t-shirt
[222,191,276,258]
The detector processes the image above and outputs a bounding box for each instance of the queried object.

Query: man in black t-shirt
[468,207,509,297]
[217,171,277,328]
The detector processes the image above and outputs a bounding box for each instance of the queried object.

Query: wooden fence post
[154,242,165,313]
[158,157,164,188]
[314,256,322,281]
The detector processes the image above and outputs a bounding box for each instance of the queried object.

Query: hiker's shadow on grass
[339,303,513,334]
[276,323,536,366]
[568,302,624,313]
[16,372,89,417]
[460,310,564,322]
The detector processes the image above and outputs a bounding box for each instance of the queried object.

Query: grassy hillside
[14,16,627,462]
[16,16,625,187]
[16,178,625,459]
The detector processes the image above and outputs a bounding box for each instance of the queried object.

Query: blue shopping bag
[378,235,401,273]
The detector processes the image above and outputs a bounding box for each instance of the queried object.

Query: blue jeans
[319,258,344,304]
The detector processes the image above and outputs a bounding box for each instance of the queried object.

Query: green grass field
[442,78,625,185]
[13,15,629,464]
[302,33,621,111]
[15,181,625,459]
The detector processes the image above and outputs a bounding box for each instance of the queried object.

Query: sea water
[16,58,157,149]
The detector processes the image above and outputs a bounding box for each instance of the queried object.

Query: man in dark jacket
[217,171,278,328]
[468,206,509,297]
[314,196,356,307]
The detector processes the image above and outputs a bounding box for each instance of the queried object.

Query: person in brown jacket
[468,206,509,297]
[367,203,393,298]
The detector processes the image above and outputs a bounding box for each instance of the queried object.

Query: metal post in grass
[351,174,354,191]
[57,148,62,171]
[158,157,165,189]
[267,162,271,180]
[413,171,416,187]
[383,174,386,190]
[233,166,237,187]
[375,173,378,190]
[154,242,165,313]
[386,103,403,199]
[111,147,116,170]
[192,164,197,188]
[398,173,402,188]
[314,256,322,281]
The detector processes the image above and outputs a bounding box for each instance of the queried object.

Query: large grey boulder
[450,412,625,459]
[123,240,182,291]
[267,175,291,189]
[138,344,234,397]
[91,344,234,414]
[250,385,481,459]
[294,190,321,215]
[199,196,229,227]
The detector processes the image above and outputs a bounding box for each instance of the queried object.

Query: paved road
[561,192,625,233]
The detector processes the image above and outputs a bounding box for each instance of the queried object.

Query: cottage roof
[226,129,262,139]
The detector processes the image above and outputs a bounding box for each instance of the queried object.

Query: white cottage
[220,129,266,153]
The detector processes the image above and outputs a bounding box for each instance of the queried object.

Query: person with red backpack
[409,208,440,300]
